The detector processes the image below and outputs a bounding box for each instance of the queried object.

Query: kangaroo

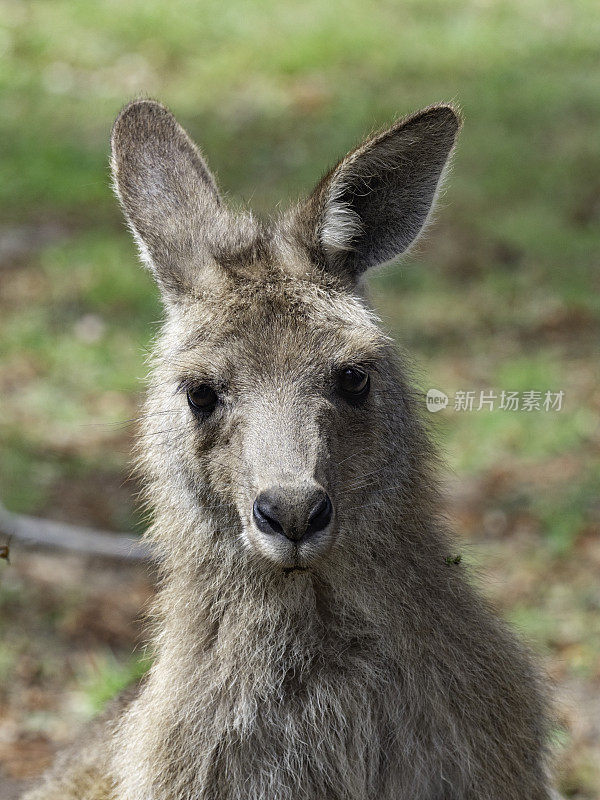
[24,100,557,800]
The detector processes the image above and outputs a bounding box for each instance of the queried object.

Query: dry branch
[0,500,152,562]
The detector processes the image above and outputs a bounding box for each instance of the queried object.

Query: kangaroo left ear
[111,99,225,299]
[294,105,461,282]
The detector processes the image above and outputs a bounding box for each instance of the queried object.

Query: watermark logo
[426,388,449,412]
[425,389,564,413]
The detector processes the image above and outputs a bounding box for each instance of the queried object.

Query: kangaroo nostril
[306,492,333,535]
[253,495,285,536]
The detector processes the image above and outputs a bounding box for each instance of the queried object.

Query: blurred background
[0,0,598,797]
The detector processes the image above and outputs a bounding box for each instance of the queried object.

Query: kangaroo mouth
[282,566,308,575]
[243,511,335,572]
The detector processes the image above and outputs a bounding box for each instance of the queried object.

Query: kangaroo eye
[337,367,370,400]
[187,384,218,414]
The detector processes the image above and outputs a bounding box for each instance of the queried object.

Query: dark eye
[187,384,218,415]
[337,367,370,401]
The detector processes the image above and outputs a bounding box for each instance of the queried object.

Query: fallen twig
[0,500,152,562]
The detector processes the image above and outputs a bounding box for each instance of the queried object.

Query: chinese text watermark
[425,389,564,413]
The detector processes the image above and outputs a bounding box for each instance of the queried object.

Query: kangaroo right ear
[111,100,223,297]
[293,104,461,283]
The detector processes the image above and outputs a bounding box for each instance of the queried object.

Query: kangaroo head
[111,100,459,575]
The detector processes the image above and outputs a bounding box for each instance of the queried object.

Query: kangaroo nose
[253,486,333,543]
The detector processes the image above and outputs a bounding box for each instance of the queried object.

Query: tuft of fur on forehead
[167,270,389,358]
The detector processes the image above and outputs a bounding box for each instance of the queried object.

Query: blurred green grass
[0,1,599,795]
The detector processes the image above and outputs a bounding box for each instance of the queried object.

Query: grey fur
[24,100,556,800]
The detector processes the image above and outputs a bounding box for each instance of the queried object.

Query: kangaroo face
[147,280,396,570]
[111,99,459,571]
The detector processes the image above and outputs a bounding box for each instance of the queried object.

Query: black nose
[253,487,333,543]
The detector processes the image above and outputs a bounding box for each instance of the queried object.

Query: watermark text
[425,389,564,413]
